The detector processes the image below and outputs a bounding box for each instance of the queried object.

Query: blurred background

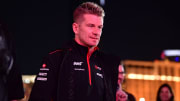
[0,0,180,101]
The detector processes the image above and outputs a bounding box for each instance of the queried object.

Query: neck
[74,39,97,57]
[87,47,96,57]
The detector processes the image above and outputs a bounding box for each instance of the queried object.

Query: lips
[90,37,99,40]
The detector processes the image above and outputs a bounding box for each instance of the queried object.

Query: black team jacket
[29,40,120,101]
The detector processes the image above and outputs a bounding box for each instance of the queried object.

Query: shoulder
[48,49,64,58]
[47,40,74,58]
[47,48,71,58]
[42,48,69,65]
[48,49,64,55]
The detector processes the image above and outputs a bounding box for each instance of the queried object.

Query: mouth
[90,37,99,40]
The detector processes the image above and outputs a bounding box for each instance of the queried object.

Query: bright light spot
[128,74,136,79]
[22,75,36,83]
[139,98,145,101]
[150,75,155,80]
[155,75,161,80]
[173,77,180,82]
[160,75,166,81]
[167,76,172,81]
[137,74,143,79]
[100,0,105,6]
[164,49,180,56]
[143,75,149,80]
[24,79,30,84]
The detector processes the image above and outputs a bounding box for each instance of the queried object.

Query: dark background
[0,0,180,74]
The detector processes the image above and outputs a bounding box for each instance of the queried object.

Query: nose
[93,27,101,36]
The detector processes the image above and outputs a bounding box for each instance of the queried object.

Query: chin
[89,43,98,47]
[89,45,97,48]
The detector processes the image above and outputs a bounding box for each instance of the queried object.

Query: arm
[29,55,59,101]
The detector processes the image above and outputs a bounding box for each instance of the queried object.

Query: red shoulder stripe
[49,49,63,54]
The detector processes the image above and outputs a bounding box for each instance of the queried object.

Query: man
[29,2,120,101]
[116,65,136,101]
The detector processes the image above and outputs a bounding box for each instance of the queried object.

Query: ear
[72,22,79,35]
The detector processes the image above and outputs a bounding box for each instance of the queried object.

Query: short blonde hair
[73,2,105,22]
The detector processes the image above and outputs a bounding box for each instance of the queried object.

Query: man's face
[118,65,125,85]
[73,14,103,48]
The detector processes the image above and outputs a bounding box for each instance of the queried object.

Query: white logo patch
[74,68,85,71]
[40,68,49,71]
[38,72,47,76]
[37,77,47,81]
[73,62,83,66]
[96,73,103,78]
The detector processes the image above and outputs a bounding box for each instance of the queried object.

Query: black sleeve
[7,62,24,100]
[29,53,60,101]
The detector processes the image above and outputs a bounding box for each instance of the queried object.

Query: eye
[98,25,103,29]
[87,24,95,27]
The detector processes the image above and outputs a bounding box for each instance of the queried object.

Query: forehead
[81,14,103,24]
[161,87,170,91]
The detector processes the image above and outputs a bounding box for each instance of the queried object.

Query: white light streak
[127,73,180,82]
[164,49,180,56]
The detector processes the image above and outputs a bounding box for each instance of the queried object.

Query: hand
[116,89,128,101]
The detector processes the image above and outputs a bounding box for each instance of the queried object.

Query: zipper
[87,50,92,86]
[86,47,99,86]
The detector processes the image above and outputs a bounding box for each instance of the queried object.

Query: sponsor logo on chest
[73,61,83,66]
[73,61,85,71]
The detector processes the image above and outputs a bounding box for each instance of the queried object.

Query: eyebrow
[86,23,103,26]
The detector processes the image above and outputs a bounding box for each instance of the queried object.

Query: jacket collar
[66,39,99,58]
